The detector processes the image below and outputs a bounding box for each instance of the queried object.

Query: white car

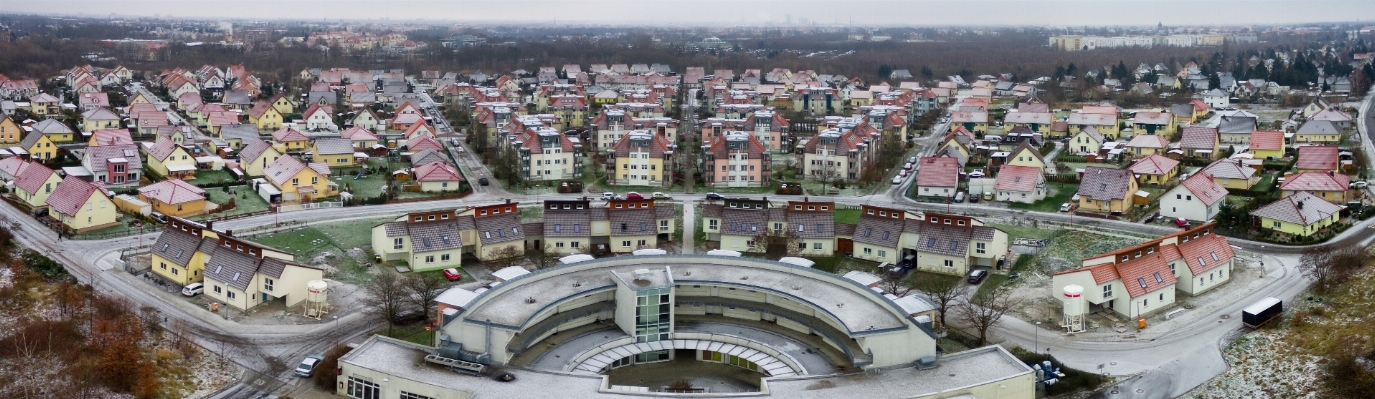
[1060,203,1072,212]
[968,169,985,178]
[182,283,203,297]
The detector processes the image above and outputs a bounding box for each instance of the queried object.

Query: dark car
[704,192,724,201]
[967,269,989,284]
[478,177,490,186]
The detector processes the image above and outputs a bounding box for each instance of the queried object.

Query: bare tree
[313,344,354,389]
[527,244,559,270]
[487,245,525,269]
[362,272,411,336]
[957,284,1016,347]
[1301,245,1371,293]
[878,273,918,298]
[754,229,804,258]
[914,272,969,329]
[403,273,449,325]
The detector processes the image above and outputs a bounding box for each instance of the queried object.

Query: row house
[152,217,322,311]
[374,202,544,266]
[607,130,674,187]
[1053,223,1235,318]
[850,207,1009,277]
[1003,106,1053,136]
[701,109,789,152]
[702,132,771,188]
[527,199,677,256]
[701,198,836,257]
[855,105,910,141]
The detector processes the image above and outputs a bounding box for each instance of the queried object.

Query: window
[227,291,236,299]
[863,247,872,255]
[571,241,580,248]
[425,256,435,263]
[1137,278,1147,288]
[394,238,403,249]
[441,254,451,261]
[213,285,222,294]
[943,259,954,267]
[347,377,380,399]
[264,278,274,292]
[400,393,434,399]
[172,268,179,275]
[813,242,823,249]
[622,240,631,248]
[1103,284,1112,298]
[1153,272,1163,283]
[556,242,565,248]
[160,262,166,270]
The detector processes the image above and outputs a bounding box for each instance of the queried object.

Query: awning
[297,186,317,194]
[165,163,197,172]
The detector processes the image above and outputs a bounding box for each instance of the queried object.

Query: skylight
[1197,257,1206,266]
[1137,278,1148,288]
[1153,272,1163,283]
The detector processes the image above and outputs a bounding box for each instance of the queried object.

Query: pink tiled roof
[916,156,960,188]
[138,179,206,205]
[1248,130,1284,151]
[1309,108,1352,122]
[46,176,101,217]
[1177,234,1235,276]
[414,161,464,182]
[1295,145,1339,170]
[1052,261,1120,285]
[145,137,181,162]
[340,126,378,141]
[1128,154,1179,176]
[271,127,310,143]
[1134,111,1173,125]
[13,161,55,194]
[994,165,1041,192]
[1113,252,1178,298]
[90,129,133,145]
[1177,172,1227,206]
[407,136,444,153]
[1125,134,1170,149]
[1179,127,1218,150]
[1279,171,1350,192]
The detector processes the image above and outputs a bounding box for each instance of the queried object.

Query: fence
[70,224,163,241]
[278,201,343,212]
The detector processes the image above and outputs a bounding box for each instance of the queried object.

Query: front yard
[198,184,272,218]
[1009,182,1079,213]
[247,216,397,284]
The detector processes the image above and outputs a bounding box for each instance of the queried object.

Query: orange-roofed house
[1054,223,1234,317]
[1248,130,1285,159]
[138,178,209,217]
[1279,171,1351,204]
[270,127,312,153]
[46,176,116,233]
[1295,145,1340,173]
[248,100,284,130]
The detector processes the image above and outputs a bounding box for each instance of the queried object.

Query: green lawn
[986,223,1057,241]
[198,185,271,218]
[834,208,860,224]
[519,206,543,222]
[248,217,396,284]
[382,323,434,346]
[71,213,144,238]
[974,273,1010,298]
[1252,173,1278,192]
[187,169,238,186]
[1009,182,1078,213]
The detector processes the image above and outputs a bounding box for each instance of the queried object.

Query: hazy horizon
[7,0,1375,27]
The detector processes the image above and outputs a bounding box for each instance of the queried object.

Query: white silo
[305,280,331,319]
[1061,284,1086,333]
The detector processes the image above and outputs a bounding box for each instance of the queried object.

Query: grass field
[248,217,396,284]
[198,185,271,218]
[1026,230,1147,275]
[186,169,238,186]
[986,223,1058,240]
[834,208,860,224]
[1009,182,1078,213]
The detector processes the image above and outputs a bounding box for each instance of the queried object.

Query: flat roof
[342,336,1032,399]
[459,255,909,334]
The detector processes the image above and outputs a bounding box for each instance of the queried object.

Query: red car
[625,192,644,200]
[442,268,462,281]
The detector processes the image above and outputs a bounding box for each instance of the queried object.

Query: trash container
[211,302,220,312]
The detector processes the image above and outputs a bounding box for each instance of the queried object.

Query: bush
[1008,347,1107,395]
[313,344,354,389]
[21,250,71,281]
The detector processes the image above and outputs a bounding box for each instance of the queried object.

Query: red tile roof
[1052,261,1119,285]
[13,161,55,195]
[1128,154,1179,176]
[1125,134,1170,149]
[1279,171,1350,192]
[407,136,444,153]
[1176,234,1235,276]
[1179,127,1218,150]
[994,165,1042,192]
[138,179,206,205]
[1296,145,1339,170]
[413,161,464,182]
[1248,130,1284,151]
[46,175,102,217]
[1113,252,1178,298]
[1177,172,1227,206]
[916,156,960,188]
[271,127,310,143]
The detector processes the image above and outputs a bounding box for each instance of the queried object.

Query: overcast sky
[10,1,1375,26]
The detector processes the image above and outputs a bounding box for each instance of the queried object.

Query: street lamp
[1034,321,1041,354]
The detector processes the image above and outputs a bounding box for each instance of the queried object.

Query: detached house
[239,138,283,178]
[1250,192,1343,238]
[271,127,312,153]
[1293,120,1341,146]
[46,176,115,233]
[1131,112,1175,136]
[1200,159,1259,189]
[915,157,961,199]
[993,165,1046,204]
[1279,171,1350,204]
[1069,127,1106,155]
[0,117,20,145]
[145,137,196,179]
[340,126,380,150]
[12,161,62,209]
[1175,127,1220,159]
[80,107,121,133]
[1077,167,1138,214]
[1248,130,1284,159]
[1128,154,1180,185]
[262,155,335,202]
[310,138,356,168]
[1308,108,1353,130]
[138,178,209,217]
[33,119,76,143]
[1160,172,1227,222]
[19,130,57,161]
[1053,223,1235,318]
[82,144,142,187]
[302,104,337,132]
[248,101,284,130]
[1125,134,1170,157]
[1217,115,1256,144]
[1295,145,1340,173]
[413,161,465,192]
[351,109,385,133]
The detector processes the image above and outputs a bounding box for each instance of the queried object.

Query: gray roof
[33,119,73,135]
[1171,104,1194,117]
[919,224,972,257]
[314,137,354,155]
[608,208,656,237]
[203,248,260,292]
[1296,120,1338,135]
[409,148,448,166]
[308,91,338,105]
[786,212,835,240]
[1250,191,1343,226]
[720,208,768,236]
[853,215,905,247]
[84,144,142,173]
[382,221,409,237]
[544,211,591,237]
[408,221,463,253]
[475,214,525,245]
[224,90,252,105]
[1077,167,1135,201]
[221,124,261,142]
[239,138,274,164]
[1218,116,1256,134]
[151,229,201,267]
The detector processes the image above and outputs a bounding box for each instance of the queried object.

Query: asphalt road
[13,93,1375,397]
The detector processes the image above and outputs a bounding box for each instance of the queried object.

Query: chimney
[1329,171,1334,177]
[205,220,214,231]
[505,199,511,204]
[1297,201,1304,209]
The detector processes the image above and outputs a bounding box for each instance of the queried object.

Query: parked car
[908,156,918,164]
[969,193,980,203]
[150,212,168,224]
[892,176,903,185]
[443,268,462,281]
[899,170,909,178]
[1174,218,1190,228]
[983,192,993,201]
[968,169,985,178]
[652,192,670,199]
[295,355,324,377]
[967,269,989,284]
[478,177,489,186]
[625,192,644,200]
[903,162,914,171]
[1059,203,1072,212]
[705,192,724,201]
[181,283,203,297]
[954,192,967,203]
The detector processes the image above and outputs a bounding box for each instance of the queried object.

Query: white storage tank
[305,280,330,319]
[1062,284,1085,333]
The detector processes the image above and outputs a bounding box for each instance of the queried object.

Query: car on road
[968,169,985,178]
[892,176,903,185]
[443,268,462,281]
[967,269,988,284]
[295,355,324,377]
[652,192,670,199]
[478,177,489,186]
[908,156,918,164]
[181,283,203,297]
[1059,203,1072,212]
[625,192,644,200]
[602,191,616,200]
[704,192,724,201]
[954,192,966,202]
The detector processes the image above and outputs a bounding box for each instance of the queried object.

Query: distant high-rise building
[240,29,270,43]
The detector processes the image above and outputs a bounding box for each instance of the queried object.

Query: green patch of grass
[519,206,543,222]
[248,217,396,284]
[382,323,434,346]
[1009,182,1078,213]
[1029,230,1148,275]
[974,273,1009,298]
[187,169,237,186]
[986,223,1057,241]
[1253,173,1277,192]
[809,257,843,273]
[833,209,860,224]
[71,213,144,238]
[198,185,271,218]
